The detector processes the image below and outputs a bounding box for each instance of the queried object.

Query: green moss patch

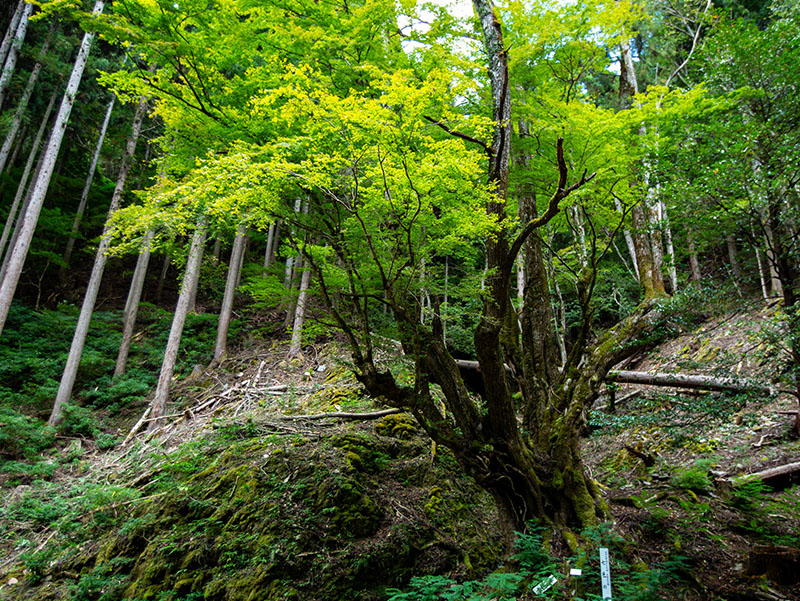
[2,422,502,601]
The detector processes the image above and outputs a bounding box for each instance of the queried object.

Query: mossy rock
[7,423,503,601]
[375,412,418,439]
[328,432,390,474]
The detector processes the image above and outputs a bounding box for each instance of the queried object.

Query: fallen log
[732,461,800,490]
[454,359,513,373]
[607,370,779,395]
[280,408,402,421]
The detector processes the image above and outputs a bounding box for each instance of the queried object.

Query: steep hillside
[1,306,799,601]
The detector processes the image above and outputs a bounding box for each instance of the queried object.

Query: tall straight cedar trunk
[0,2,25,69]
[0,23,53,174]
[0,90,59,279]
[114,230,154,376]
[0,0,105,337]
[211,223,247,365]
[262,222,276,276]
[288,253,312,357]
[0,1,32,110]
[60,94,116,277]
[0,82,56,263]
[49,97,147,427]
[149,217,208,430]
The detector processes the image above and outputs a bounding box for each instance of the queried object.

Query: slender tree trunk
[726,234,742,279]
[288,253,312,357]
[763,218,783,297]
[644,179,667,292]
[0,1,24,69]
[186,255,200,313]
[49,96,147,427]
[7,122,26,170]
[283,198,303,289]
[0,1,32,110]
[661,201,678,293]
[156,252,170,304]
[0,83,56,264]
[752,224,768,299]
[687,229,702,285]
[0,23,53,174]
[211,223,246,365]
[0,91,59,279]
[0,0,105,337]
[114,230,154,376]
[283,198,305,325]
[212,235,221,261]
[262,222,276,276]
[60,94,115,277]
[235,233,248,289]
[149,216,208,430]
[570,205,588,268]
[619,30,666,299]
[614,196,639,280]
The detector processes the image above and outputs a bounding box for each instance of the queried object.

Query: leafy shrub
[671,458,715,493]
[58,403,100,438]
[0,408,54,459]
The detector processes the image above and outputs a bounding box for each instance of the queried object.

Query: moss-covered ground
[0,413,503,601]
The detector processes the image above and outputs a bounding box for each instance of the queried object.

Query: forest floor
[1,302,800,600]
[584,301,800,600]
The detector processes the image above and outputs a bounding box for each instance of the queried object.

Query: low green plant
[0,408,54,459]
[671,458,715,493]
[387,524,687,601]
[729,480,771,511]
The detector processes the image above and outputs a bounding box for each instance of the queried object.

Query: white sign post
[599,547,612,599]
[531,574,558,595]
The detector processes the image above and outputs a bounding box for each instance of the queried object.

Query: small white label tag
[599,547,612,599]
[569,568,582,576]
[532,574,558,595]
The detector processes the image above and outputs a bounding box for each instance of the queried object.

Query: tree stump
[747,545,800,585]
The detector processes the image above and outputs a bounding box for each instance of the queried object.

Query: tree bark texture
[114,230,154,376]
[0,1,32,110]
[608,370,777,394]
[0,23,53,174]
[0,0,104,337]
[0,1,25,70]
[212,223,247,364]
[149,217,208,430]
[49,96,147,427]
[0,83,56,264]
[288,253,312,358]
[262,222,276,276]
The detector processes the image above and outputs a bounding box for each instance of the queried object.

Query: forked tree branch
[507,138,596,269]
[423,116,491,156]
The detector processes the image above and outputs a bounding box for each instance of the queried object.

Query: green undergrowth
[0,302,235,486]
[0,415,503,601]
[388,524,689,601]
[586,384,800,597]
